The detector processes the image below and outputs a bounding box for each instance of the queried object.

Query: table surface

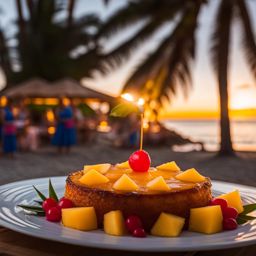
[1,227,256,256]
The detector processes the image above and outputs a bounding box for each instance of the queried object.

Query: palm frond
[103,18,168,69]
[98,0,152,38]
[123,2,202,105]
[236,0,256,79]
[99,0,190,71]
[98,0,186,39]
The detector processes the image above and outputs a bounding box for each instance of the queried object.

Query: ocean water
[163,120,256,152]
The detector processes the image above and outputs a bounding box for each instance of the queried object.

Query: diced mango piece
[113,174,138,191]
[129,172,153,182]
[146,176,170,191]
[105,169,132,181]
[189,205,223,234]
[79,169,109,186]
[84,163,111,174]
[116,161,130,169]
[62,207,97,231]
[151,213,185,237]
[217,190,244,214]
[175,168,205,183]
[103,210,126,236]
[156,161,181,172]
[150,169,176,179]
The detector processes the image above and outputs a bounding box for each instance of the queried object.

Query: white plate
[0,177,256,252]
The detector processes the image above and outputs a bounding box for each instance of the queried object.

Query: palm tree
[0,0,104,86]
[98,0,256,155]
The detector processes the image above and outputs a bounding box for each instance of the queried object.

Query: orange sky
[160,85,256,120]
[160,109,256,120]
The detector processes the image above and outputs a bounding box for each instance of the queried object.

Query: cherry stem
[140,113,143,150]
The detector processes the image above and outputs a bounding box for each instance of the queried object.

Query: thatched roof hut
[49,78,114,102]
[2,78,51,98]
[1,78,115,103]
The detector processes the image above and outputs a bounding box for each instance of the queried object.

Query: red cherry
[46,206,62,222]
[223,207,238,220]
[128,150,151,172]
[42,198,58,212]
[133,228,146,238]
[223,218,238,230]
[58,197,74,209]
[125,215,143,233]
[209,198,228,211]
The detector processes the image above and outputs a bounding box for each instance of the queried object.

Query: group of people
[0,98,77,157]
[0,98,152,157]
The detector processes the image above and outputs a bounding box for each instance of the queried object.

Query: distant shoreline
[163,119,256,152]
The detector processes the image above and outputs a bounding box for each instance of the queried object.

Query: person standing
[52,98,76,153]
[1,100,17,156]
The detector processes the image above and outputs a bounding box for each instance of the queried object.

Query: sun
[230,89,256,110]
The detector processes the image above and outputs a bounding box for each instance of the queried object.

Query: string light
[137,98,145,106]
[121,93,134,102]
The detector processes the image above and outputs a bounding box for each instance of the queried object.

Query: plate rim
[1,176,256,252]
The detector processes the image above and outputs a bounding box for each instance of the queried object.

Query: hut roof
[2,78,51,98]
[1,78,115,102]
[49,78,114,101]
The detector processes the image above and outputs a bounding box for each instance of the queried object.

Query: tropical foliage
[0,0,103,86]
[98,0,256,155]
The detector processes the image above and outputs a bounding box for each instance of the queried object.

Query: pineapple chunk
[84,163,111,174]
[113,174,138,191]
[62,207,97,231]
[189,205,223,234]
[116,161,130,169]
[175,168,205,183]
[156,161,181,171]
[151,213,185,237]
[79,169,109,186]
[146,176,170,191]
[217,190,244,214]
[103,210,126,236]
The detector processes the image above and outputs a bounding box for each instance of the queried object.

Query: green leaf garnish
[18,204,44,213]
[18,179,60,217]
[237,214,256,225]
[33,185,47,201]
[49,179,58,201]
[34,200,43,206]
[34,212,46,217]
[237,217,248,225]
[237,203,256,224]
[110,103,139,117]
[239,215,256,221]
[240,203,256,215]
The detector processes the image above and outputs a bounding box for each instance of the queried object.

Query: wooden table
[1,226,256,256]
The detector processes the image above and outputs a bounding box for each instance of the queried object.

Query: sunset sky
[0,0,255,119]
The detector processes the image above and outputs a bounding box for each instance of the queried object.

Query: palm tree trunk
[16,0,24,29]
[0,29,12,86]
[217,27,234,155]
[213,0,234,156]
[26,0,34,18]
[67,0,76,27]
[218,73,233,155]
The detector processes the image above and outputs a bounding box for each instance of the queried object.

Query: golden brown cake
[65,166,212,230]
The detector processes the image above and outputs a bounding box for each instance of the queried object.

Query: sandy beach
[0,145,256,187]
